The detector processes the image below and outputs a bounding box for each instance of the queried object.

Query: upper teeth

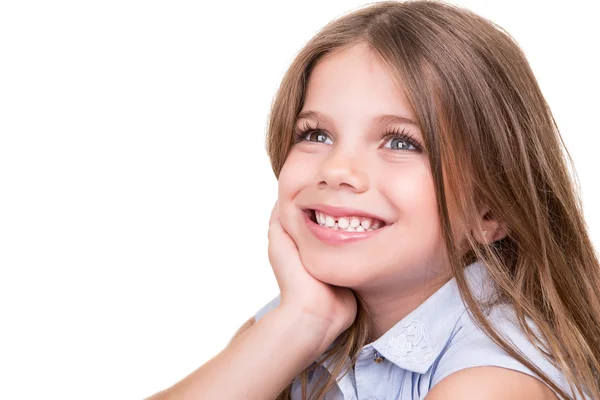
[314,210,383,232]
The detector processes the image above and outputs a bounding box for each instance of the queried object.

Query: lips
[303,204,390,225]
[302,205,391,245]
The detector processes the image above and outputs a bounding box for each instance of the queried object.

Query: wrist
[272,303,341,357]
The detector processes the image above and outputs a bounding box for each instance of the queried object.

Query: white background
[0,1,598,399]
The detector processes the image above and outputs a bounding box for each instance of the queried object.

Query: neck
[356,274,452,342]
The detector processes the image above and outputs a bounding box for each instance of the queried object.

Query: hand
[268,201,357,347]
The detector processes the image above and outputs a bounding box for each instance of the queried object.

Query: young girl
[148,1,600,399]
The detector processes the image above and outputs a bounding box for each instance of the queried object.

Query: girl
[149,1,600,399]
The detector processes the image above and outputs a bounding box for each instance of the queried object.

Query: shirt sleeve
[254,294,281,322]
[431,305,582,399]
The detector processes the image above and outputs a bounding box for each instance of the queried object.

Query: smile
[304,209,390,245]
[310,209,386,232]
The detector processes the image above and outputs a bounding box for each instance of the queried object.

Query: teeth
[312,210,385,232]
[325,216,335,227]
[338,217,349,229]
[317,211,325,225]
[360,218,371,229]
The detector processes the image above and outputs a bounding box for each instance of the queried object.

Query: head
[266,1,600,399]
[277,42,480,296]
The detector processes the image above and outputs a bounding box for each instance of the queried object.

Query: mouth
[304,209,389,232]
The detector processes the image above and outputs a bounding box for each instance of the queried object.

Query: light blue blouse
[254,260,585,399]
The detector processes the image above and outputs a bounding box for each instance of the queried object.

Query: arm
[425,367,559,400]
[228,316,256,344]
[147,306,336,400]
[146,201,357,399]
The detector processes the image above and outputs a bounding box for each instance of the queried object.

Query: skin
[274,42,554,399]
[279,42,473,339]
[146,43,556,399]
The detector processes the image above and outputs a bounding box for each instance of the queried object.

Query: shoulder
[430,304,571,399]
[426,366,558,399]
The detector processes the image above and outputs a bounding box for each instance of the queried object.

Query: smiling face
[277,43,453,293]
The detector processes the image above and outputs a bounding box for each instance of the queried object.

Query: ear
[472,209,508,244]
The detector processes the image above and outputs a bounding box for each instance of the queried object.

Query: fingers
[268,201,282,242]
[268,200,291,244]
[268,201,295,248]
[269,200,279,228]
[268,200,300,284]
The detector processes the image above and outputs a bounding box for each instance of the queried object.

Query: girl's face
[278,43,453,293]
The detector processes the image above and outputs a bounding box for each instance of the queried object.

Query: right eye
[293,120,334,145]
[298,129,333,144]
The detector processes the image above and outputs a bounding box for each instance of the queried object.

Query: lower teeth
[329,225,371,232]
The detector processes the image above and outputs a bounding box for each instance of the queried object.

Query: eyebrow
[296,110,419,128]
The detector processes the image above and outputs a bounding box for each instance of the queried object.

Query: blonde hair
[265,1,600,399]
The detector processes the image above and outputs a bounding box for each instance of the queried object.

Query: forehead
[302,43,415,121]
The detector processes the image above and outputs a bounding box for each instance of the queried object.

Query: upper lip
[305,204,390,224]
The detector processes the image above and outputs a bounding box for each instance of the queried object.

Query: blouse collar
[372,260,493,373]
[319,260,495,376]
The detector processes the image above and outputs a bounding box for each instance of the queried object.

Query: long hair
[265,1,600,399]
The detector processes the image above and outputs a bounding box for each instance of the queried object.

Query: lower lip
[304,211,388,245]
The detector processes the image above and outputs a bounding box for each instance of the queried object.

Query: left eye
[383,137,417,151]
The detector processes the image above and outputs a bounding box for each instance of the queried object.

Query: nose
[319,146,369,193]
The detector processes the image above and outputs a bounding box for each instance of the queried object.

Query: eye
[293,121,333,145]
[302,130,333,144]
[382,128,422,152]
[384,137,416,151]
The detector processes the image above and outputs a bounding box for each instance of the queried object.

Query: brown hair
[265,1,600,399]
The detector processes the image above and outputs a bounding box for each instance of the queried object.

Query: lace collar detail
[370,260,493,373]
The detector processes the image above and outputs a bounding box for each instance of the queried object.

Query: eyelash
[292,121,423,152]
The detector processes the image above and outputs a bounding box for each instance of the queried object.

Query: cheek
[276,152,313,235]
[278,151,303,202]
[383,164,438,219]
[277,150,308,198]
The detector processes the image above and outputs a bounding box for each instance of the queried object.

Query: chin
[298,249,373,288]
